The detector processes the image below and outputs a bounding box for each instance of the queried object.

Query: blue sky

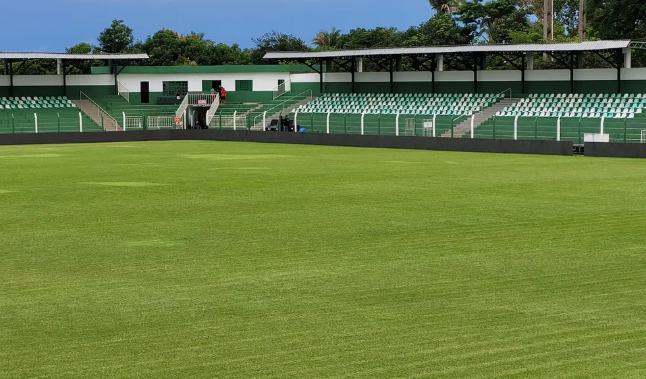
[0,0,435,52]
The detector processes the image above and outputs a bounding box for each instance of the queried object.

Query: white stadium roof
[0,53,149,60]
[264,40,632,60]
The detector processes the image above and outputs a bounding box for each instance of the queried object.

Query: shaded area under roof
[0,53,149,60]
[264,40,632,60]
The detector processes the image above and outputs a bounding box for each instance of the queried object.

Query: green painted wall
[479,82,523,95]
[525,81,571,94]
[0,85,113,99]
[291,83,321,96]
[574,80,618,94]
[227,91,273,103]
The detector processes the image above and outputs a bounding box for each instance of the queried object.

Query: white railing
[641,130,646,143]
[206,94,221,127]
[117,81,130,103]
[122,112,143,131]
[253,89,313,130]
[147,116,176,130]
[175,95,189,128]
[187,92,217,107]
[496,88,512,99]
[80,91,121,131]
[211,114,247,130]
[272,80,290,100]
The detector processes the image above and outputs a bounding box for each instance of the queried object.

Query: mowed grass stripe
[1,141,645,378]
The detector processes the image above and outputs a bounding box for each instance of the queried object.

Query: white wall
[118,72,291,93]
[13,75,64,86]
[0,76,9,86]
[478,70,522,82]
[67,75,114,86]
[435,71,473,82]
[621,68,646,80]
[291,73,319,83]
[525,70,570,82]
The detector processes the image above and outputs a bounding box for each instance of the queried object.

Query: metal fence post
[432,114,436,138]
[233,110,237,131]
[294,109,299,133]
[470,114,475,139]
[492,115,496,139]
[378,113,381,135]
[79,112,83,132]
[450,117,454,138]
[395,113,400,136]
[578,117,582,144]
[11,114,15,134]
[327,111,331,134]
[57,113,61,133]
[557,116,561,142]
[624,118,628,143]
[360,112,365,135]
[34,113,38,134]
[513,115,518,140]
[534,116,538,140]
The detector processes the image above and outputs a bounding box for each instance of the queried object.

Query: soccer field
[2,141,646,378]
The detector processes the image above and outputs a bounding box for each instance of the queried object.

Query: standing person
[175,89,182,105]
[210,87,216,103]
[219,85,227,105]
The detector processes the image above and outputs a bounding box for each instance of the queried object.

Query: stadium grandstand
[1,40,646,143]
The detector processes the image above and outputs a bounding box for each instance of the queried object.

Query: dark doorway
[211,80,221,91]
[140,81,149,104]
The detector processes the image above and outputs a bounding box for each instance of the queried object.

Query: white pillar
[56,59,62,76]
[262,111,267,131]
[360,113,365,135]
[233,110,237,130]
[437,55,444,72]
[623,48,632,69]
[34,113,38,133]
[326,111,331,134]
[395,113,400,136]
[557,116,561,141]
[357,58,363,73]
[122,112,126,131]
[600,116,605,135]
[470,114,475,139]
[294,110,299,133]
[432,114,437,137]
[79,112,83,132]
[527,53,534,70]
[514,115,519,140]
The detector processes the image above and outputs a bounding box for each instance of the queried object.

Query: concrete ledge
[0,130,574,156]
[584,142,646,158]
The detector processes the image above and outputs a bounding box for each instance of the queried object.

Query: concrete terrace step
[73,99,122,131]
[443,98,521,138]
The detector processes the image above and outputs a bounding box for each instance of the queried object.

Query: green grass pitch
[1,141,646,378]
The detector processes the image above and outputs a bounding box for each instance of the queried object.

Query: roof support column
[431,56,436,93]
[56,59,62,76]
[351,58,356,94]
[623,48,632,68]
[8,60,13,97]
[389,58,394,93]
[319,61,324,94]
[527,53,534,70]
[521,54,526,94]
[62,60,67,98]
[356,57,363,73]
[616,50,623,93]
[437,54,444,72]
[473,55,478,94]
[569,53,575,94]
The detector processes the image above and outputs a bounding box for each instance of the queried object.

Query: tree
[458,0,530,43]
[97,20,135,54]
[312,28,342,50]
[427,0,460,14]
[65,42,94,74]
[250,31,310,64]
[588,0,646,40]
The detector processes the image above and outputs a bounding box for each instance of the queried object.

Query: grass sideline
[1,141,646,378]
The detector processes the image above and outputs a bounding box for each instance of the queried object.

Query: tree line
[1,0,644,75]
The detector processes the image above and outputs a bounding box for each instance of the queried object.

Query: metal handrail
[253,89,313,127]
[79,91,118,125]
[496,88,512,99]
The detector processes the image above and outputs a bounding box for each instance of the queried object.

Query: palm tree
[312,28,342,50]
[427,0,458,14]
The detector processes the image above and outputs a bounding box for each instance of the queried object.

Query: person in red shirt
[218,85,227,104]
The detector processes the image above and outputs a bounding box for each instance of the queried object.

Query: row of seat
[528,93,646,99]
[497,112,637,119]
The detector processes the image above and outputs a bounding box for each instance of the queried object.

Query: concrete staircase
[72,100,122,131]
[443,98,520,138]
[250,97,313,131]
